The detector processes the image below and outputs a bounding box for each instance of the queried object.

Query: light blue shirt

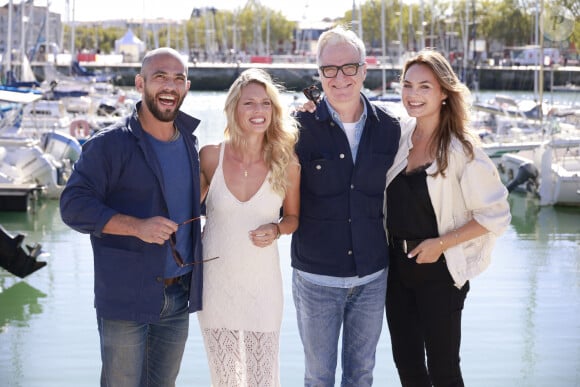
[327,97,367,161]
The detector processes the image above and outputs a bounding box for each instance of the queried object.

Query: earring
[442,100,447,105]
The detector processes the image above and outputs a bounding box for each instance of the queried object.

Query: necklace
[230,144,261,178]
[241,160,257,177]
[242,161,255,177]
[169,124,180,142]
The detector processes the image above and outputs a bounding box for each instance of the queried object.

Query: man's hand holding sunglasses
[104,214,178,245]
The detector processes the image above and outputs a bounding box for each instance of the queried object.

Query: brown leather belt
[164,275,182,286]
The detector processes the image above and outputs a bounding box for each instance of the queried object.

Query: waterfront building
[0,2,63,59]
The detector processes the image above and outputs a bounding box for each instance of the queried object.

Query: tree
[62,0,578,63]
[187,2,296,59]
[63,25,124,54]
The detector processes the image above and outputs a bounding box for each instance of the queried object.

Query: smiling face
[236,82,272,136]
[318,41,366,108]
[136,52,190,123]
[401,63,447,123]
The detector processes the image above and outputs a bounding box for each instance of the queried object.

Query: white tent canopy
[114,29,146,63]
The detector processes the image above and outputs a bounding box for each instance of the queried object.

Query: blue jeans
[98,276,190,387]
[292,269,387,387]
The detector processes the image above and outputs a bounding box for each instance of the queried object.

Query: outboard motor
[0,225,46,278]
[506,161,540,194]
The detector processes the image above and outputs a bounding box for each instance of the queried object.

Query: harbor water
[1,91,579,386]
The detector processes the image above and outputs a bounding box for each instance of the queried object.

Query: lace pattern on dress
[202,328,280,387]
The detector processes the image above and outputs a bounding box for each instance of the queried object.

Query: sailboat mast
[20,0,27,71]
[70,0,76,72]
[462,0,468,81]
[533,0,539,98]
[398,0,402,66]
[381,0,386,95]
[46,1,51,58]
[6,0,13,77]
[538,0,544,123]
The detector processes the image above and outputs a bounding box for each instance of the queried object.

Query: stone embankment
[31,62,580,92]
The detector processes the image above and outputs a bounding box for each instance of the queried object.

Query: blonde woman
[197,68,300,386]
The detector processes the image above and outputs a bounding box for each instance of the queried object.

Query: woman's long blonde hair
[401,50,477,176]
[224,68,299,196]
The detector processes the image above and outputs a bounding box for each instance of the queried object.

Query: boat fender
[69,119,91,139]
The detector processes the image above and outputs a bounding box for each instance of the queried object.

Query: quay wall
[32,62,580,93]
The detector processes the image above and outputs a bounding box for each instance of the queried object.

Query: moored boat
[0,131,81,210]
[498,137,580,207]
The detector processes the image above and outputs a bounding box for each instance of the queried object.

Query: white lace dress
[197,143,283,387]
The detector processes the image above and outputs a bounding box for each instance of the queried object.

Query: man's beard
[143,90,185,122]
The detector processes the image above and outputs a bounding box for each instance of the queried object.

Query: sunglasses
[303,84,321,103]
[169,216,219,267]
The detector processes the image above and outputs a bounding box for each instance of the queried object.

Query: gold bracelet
[271,223,281,239]
[440,230,459,250]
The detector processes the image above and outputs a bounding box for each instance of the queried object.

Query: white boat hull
[0,132,81,208]
[498,139,580,207]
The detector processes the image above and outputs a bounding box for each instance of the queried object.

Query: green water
[1,91,579,386]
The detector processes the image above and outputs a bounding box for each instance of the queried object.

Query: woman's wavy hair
[224,68,299,196]
[401,49,477,176]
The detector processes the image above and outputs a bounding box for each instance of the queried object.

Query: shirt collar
[324,95,367,127]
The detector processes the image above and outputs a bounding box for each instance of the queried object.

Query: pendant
[244,170,248,177]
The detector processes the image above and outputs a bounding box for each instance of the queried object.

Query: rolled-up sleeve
[460,147,511,236]
[60,136,118,237]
